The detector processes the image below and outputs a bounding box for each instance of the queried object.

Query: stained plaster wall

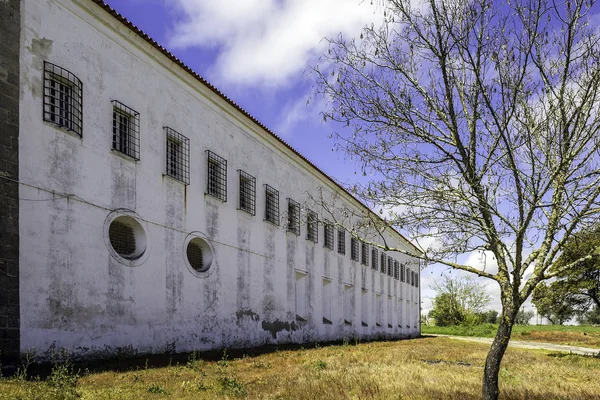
[17,0,421,360]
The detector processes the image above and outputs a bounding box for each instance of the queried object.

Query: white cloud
[166,0,383,87]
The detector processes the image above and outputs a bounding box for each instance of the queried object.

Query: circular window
[185,236,213,274]
[108,215,147,260]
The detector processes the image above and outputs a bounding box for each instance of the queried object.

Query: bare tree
[313,0,600,398]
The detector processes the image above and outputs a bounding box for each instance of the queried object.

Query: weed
[251,360,272,369]
[147,384,167,394]
[218,375,247,397]
[216,349,229,367]
[310,360,327,370]
[47,351,80,400]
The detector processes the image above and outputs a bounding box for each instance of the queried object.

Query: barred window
[111,101,140,160]
[165,127,190,184]
[265,185,280,225]
[394,261,399,280]
[351,238,359,261]
[109,220,135,257]
[361,242,369,266]
[307,210,318,242]
[388,256,394,277]
[324,223,334,250]
[43,62,83,136]
[238,170,256,215]
[287,199,300,235]
[415,272,419,288]
[401,264,406,282]
[337,230,346,255]
[380,252,386,273]
[206,150,227,201]
[412,271,416,286]
[372,248,378,270]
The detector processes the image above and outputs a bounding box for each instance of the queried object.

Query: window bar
[265,184,280,225]
[372,248,378,270]
[206,150,227,201]
[111,100,140,160]
[380,252,386,273]
[394,261,399,280]
[324,223,334,250]
[307,209,318,243]
[287,198,301,236]
[361,242,369,266]
[238,170,256,215]
[388,256,394,277]
[164,127,190,185]
[351,238,359,261]
[337,230,346,255]
[43,62,83,137]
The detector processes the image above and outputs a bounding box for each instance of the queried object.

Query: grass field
[421,324,600,348]
[1,336,599,399]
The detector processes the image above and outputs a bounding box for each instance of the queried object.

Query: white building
[0,0,421,364]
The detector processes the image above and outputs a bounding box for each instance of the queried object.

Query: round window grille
[108,215,146,260]
[109,221,136,257]
[187,241,204,271]
[185,236,213,273]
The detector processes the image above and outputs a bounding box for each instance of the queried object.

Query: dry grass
[423,324,600,348]
[2,337,599,399]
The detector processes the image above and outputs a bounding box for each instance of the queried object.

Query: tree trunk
[482,314,515,400]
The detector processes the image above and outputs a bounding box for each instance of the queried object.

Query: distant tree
[314,0,600,397]
[429,276,491,326]
[476,310,499,324]
[532,283,576,325]
[514,309,534,325]
[541,226,600,313]
[578,306,600,325]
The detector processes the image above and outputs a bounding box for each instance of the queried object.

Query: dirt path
[428,334,600,356]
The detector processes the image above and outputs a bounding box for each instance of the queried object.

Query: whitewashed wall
[18,0,421,360]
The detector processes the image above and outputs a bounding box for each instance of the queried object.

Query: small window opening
[165,127,190,184]
[324,223,334,250]
[206,150,227,201]
[337,229,346,255]
[265,185,280,225]
[287,199,301,235]
[43,62,83,136]
[307,210,318,243]
[112,100,140,160]
[238,170,256,215]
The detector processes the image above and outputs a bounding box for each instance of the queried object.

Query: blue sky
[102,0,532,317]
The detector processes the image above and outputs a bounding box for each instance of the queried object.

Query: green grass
[422,324,600,348]
[2,337,600,399]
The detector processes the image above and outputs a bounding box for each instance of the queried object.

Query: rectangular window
[394,261,399,280]
[406,299,410,328]
[337,230,346,255]
[206,150,227,201]
[380,252,386,273]
[398,298,403,328]
[344,285,352,325]
[322,279,332,324]
[411,270,415,286]
[165,127,190,184]
[350,238,359,261]
[388,296,393,328]
[388,256,394,277]
[265,185,280,225]
[307,210,318,243]
[112,100,140,160]
[324,223,334,250]
[43,62,83,137]
[401,264,405,282]
[295,271,308,321]
[361,289,369,327]
[372,248,378,270]
[238,170,256,215]
[375,294,382,326]
[416,272,419,288]
[287,199,300,235]
[361,242,369,266]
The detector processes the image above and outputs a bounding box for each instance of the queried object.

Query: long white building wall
[18,0,421,360]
